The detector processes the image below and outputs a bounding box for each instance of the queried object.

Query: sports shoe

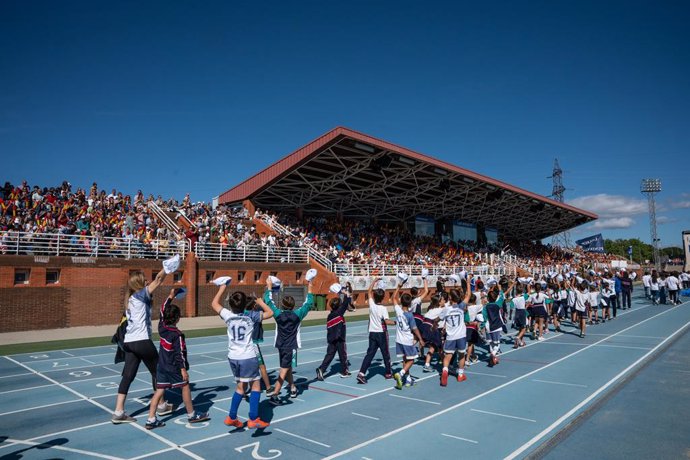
[289,387,298,398]
[579,332,584,338]
[512,341,519,349]
[423,365,432,373]
[394,373,403,390]
[316,368,324,381]
[440,369,448,387]
[156,402,173,416]
[340,370,351,378]
[356,373,367,384]
[188,412,210,423]
[404,376,415,387]
[268,395,282,406]
[457,373,467,382]
[247,418,270,429]
[111,412,136,424]
[224,416,243,428]
[469,355,479,364]
[265,386,274,396]
[145,419,165,430]
[537,336,544,342]
[384,373,394,380]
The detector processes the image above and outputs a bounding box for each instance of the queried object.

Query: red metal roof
[218,126,597,220]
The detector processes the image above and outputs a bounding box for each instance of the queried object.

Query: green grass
[0,313,371,356]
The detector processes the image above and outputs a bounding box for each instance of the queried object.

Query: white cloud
[590,217,635,229]
[670,200,690,209]
[569,194,647,218]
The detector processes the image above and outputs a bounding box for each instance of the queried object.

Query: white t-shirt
[411,296,423,315]
[588,291,600,308]
[512,295,527,310]
[642,275,651,287]
[466,303,484,321]
[440,303,466,340]
[125,287,153,343]
[666,276,679,290]
[574,290,589,312]
[394,305,416,346]
[650,279,659,290]
[368,298,390,333]
[528,293,547,307]
[220,308,261,360]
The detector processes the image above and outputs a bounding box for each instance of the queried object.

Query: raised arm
[368,277,380,299]
[463,278,472,304]
[211,283,229,315]
[393,281,401,306]
[254,297,274,321]
[147,270,167,295]
[420,278,429,300]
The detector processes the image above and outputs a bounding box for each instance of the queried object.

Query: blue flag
[575,234,605,254]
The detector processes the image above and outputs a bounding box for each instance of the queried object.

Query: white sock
[147,417,156,423]
[458,368,464,375]
[187,411,195,419]
[399,369,406,377]
[443,367,448,372]
[114,410,124,417]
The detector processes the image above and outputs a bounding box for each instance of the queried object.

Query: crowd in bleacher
[0,180,625,269]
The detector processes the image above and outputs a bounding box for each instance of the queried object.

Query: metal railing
[0,231,189,260]
[147,201,181,233]
[257,214,333,271]
[334,264,515,277]
[194,242,309,263]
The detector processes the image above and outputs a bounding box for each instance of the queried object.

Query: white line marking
[274,428,331,448]
[441,433,479,444]
[190,369,205,375]
[465,370,507,378]
[80,357,97,365]
[322,303,673,459]
[2,356,204,460]
[0,372,32,379]
[506,315,690,459]
[0,383,55,394]
[596,343,652,351]
[62,351,75,357]
[532,379,588,388]
[352,412,380,420]
[389,394,440,405]
[0,398,82,416]
[471,408,536,422]
[28,421,112,441]
[199,354,225,361]
[0,437,123,459]
[323,380,367,391]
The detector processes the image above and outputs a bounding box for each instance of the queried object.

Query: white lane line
[441,433,479,444]
[80,358,97,365]
[321,303,671,459]
[506,314,690,459]
[532,379,588,388]
[323,380,367,391]
[0,398,82,417]
[0,372,32,379]
[200,354,225,361]
[62,351,75,357]
[2,356,204,460]
[0,383,55,394]
[190,369,206,375]
[596,343,652,351]
[465,370,507,378]
[352,412,380,421]
[0,437,123,460]
[470,408,536,422]
[274,428,331,448]
[28,421,112,441]
[389,394,440,405]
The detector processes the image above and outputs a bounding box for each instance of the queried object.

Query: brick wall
[0,255,312,332]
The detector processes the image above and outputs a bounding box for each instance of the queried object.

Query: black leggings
[118,339,158,394]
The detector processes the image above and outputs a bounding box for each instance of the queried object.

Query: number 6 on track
[235,441,281,459]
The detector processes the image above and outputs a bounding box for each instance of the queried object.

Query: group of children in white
[112,254,687,431]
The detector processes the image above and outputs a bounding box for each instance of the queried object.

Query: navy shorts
[466,327,479,345]
[443,337,467,353]
[156,368,188,389]
[487,331,501,343]
[228,357,260,382]
[278,348,294,368]
[514,309,527,329]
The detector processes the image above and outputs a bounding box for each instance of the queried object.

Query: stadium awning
[219,127,597,240]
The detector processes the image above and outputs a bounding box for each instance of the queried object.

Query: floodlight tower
[641,178,662,270]
[549,158,570,247]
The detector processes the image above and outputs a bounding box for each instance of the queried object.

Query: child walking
[392,284,425,389]
[264,276,314,405]
[145,288,210,429]
[212,280,272,429]
[316,285,352,380]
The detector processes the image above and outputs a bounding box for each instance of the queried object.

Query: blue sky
[1,1,688,247]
